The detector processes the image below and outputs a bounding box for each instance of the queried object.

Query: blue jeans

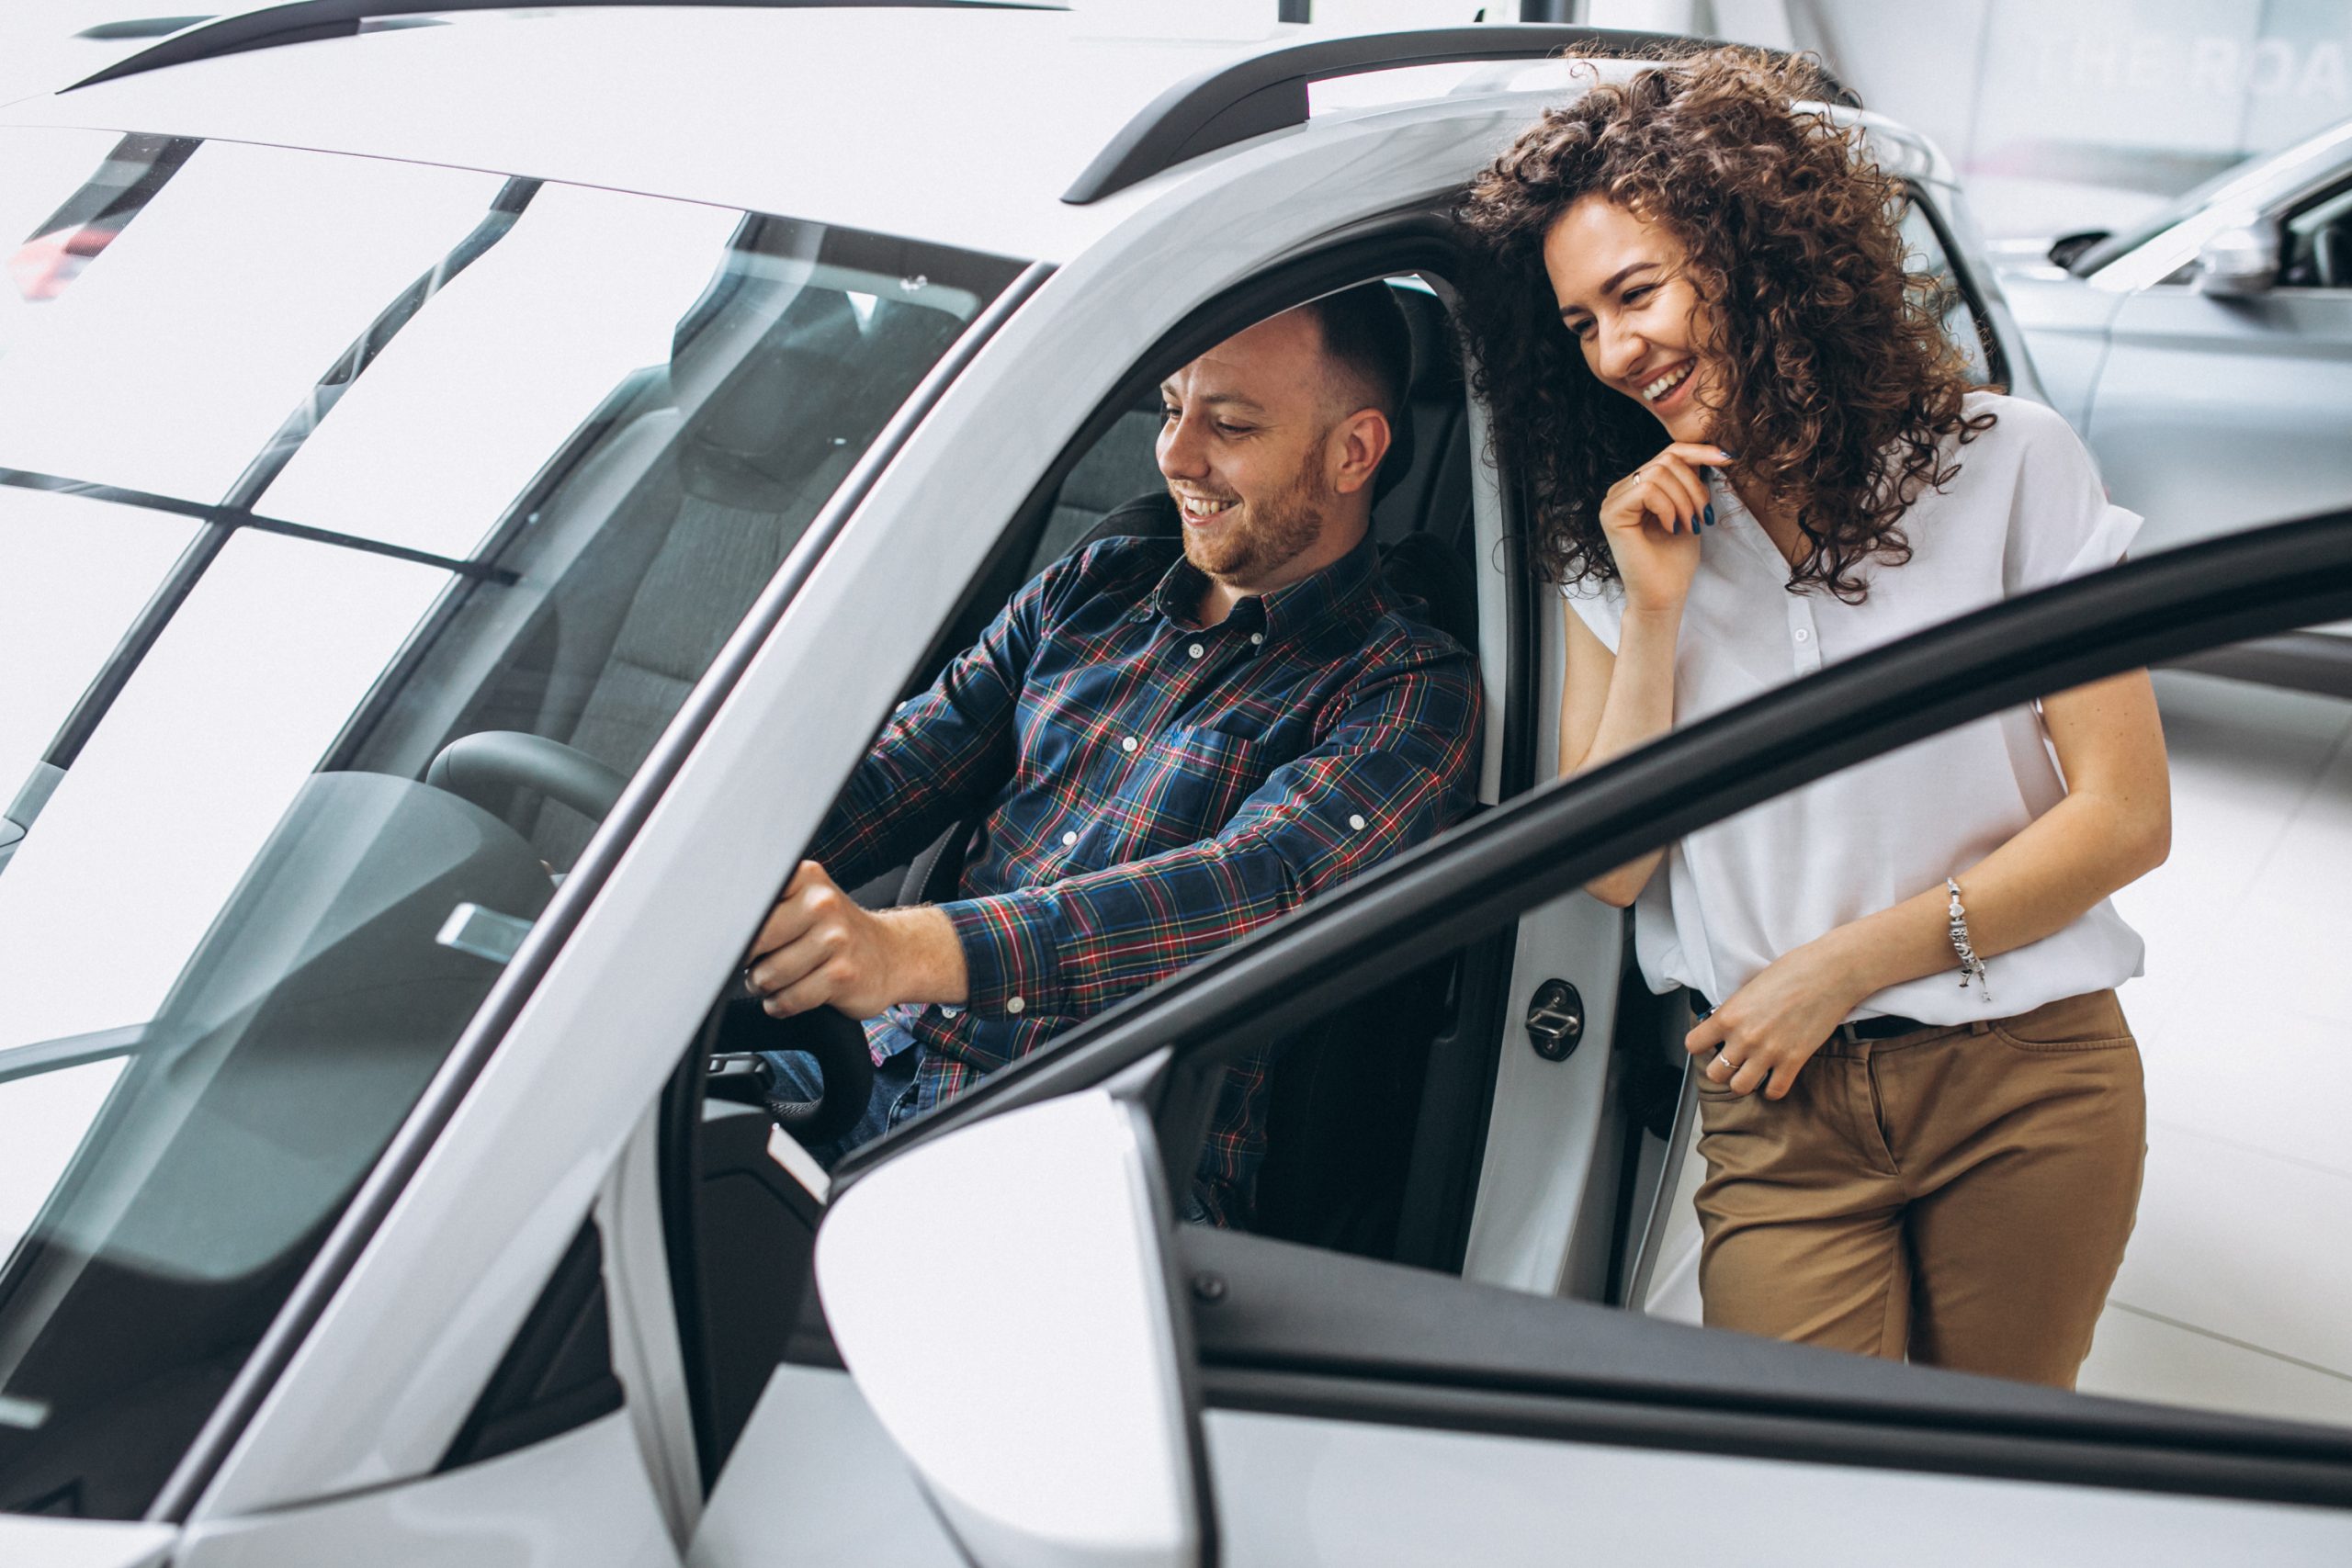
[763,1012,1217,1221]
[761,1010,921,1168]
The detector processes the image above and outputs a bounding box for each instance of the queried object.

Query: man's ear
[1329,407,1392,497]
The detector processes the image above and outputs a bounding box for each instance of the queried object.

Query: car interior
[640,269,1536,1482]
[2283,178,2352,289]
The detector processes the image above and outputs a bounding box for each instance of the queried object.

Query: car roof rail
[1062,23,1855,206]
[64,0,1058,92]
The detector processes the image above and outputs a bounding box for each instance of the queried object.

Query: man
[744,284,1482,1225]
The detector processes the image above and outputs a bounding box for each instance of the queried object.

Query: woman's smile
[1638,359,1697,407]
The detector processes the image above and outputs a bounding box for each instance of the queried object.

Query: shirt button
[1349,813,1367,830]
[939,1004,962,1019]
[1250,632,1264,646]
[1794,627,1811,643]
[1121,736,1139,753]
[1061,830,1078,847]
[1005,995,1025,1015]
[1187,643,1204,660]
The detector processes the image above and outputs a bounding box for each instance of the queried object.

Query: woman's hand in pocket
[1686,939,1866,1099]
[1600,442,1732,616]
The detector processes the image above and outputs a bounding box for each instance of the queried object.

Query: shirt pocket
[1088,727,1269,867]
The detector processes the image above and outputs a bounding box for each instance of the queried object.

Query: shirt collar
[1148,528,1380,644]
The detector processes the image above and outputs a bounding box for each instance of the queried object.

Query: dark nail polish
[1717,448,1740,461]
[1702,503,1715,527]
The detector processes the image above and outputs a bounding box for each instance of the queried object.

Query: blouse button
[1349,814,1367,831]
[1061,830,1079,847]
[1188,643,1205,660]
[1005,995,1025,1015]
[1250,632,1264,646]
[1121,736,1139,753]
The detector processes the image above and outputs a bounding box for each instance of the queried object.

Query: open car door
[802,507,2352,1567]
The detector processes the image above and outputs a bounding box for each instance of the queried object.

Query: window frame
[849,501,2352,1509]
[1902,181,2009,387]
[815,217,1540,1268]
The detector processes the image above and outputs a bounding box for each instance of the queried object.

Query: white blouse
[1563,392,2144,1025]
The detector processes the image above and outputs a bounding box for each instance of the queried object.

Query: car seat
[447,243,956,869]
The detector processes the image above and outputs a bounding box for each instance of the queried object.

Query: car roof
[0,8,1951,264]
[0,8,1303,260]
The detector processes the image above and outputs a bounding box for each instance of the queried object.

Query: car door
[842,502,2352,1566]
[2089,171,2352,558]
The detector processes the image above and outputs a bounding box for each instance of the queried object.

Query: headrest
[1367,287,1459,506]
[675,289,861,508]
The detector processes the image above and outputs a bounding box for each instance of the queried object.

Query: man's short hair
[1298,282,1414,430]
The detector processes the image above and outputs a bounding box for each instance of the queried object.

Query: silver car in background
[1997,114,2352,558]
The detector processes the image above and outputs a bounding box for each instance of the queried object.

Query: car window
[2065,166,2240,278]
[1152,567,2352,1457]
[2281,178,2352,289]
[1625,619,2352,1433]
[1900,196,1996,384]
[0,128,1023,1520]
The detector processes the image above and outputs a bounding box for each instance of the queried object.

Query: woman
[1458,50,2169,1388]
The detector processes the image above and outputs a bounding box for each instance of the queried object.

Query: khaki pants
[1692,988,2145,1387]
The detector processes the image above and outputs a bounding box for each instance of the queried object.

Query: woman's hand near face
[1600,443,1730,615]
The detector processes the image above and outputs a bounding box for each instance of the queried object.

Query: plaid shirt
[808,526,1481,1224]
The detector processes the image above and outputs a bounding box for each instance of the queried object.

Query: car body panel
[0,1517,173,1568]
[1459,889,1627,1294]
[688,1365,962,1568]
[1204,1410,2352,1566]
[2091,285,2352,555]
[1996,270,2124,431]
[177,1414,674,1568]
[0,11,1233,261]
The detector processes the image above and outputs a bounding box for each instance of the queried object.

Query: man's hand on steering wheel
[743,860,968,1020]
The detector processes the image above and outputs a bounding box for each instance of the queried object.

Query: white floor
[1645,670,2352,1430]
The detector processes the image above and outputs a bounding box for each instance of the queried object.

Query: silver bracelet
[1946,877,1990,1002]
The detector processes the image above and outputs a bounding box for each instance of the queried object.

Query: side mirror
[816,1089,1207,1568]
[2046,228,2109,269]
[2194,218,2279,297]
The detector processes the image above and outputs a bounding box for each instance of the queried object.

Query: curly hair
[1455,47,1997,602]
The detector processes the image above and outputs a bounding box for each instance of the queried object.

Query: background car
[1996,112,2352,558]
[0,7,2346,1567]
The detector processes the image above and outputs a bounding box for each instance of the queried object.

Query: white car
[1996,113,2352,559]
[0,7,2347,1567]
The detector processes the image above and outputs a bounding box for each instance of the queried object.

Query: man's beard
[1181,447,1330,584]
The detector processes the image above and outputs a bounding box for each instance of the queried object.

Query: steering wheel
[704,997,877,1145]
[428,731,877,1143]
[426,729,629,824]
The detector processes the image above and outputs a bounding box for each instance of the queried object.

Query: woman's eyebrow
[1558,260,1661,319]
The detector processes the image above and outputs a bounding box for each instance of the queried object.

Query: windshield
[0,129,1022,1517]
[2064,155,2262,276]
[2066,112,2352,277]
